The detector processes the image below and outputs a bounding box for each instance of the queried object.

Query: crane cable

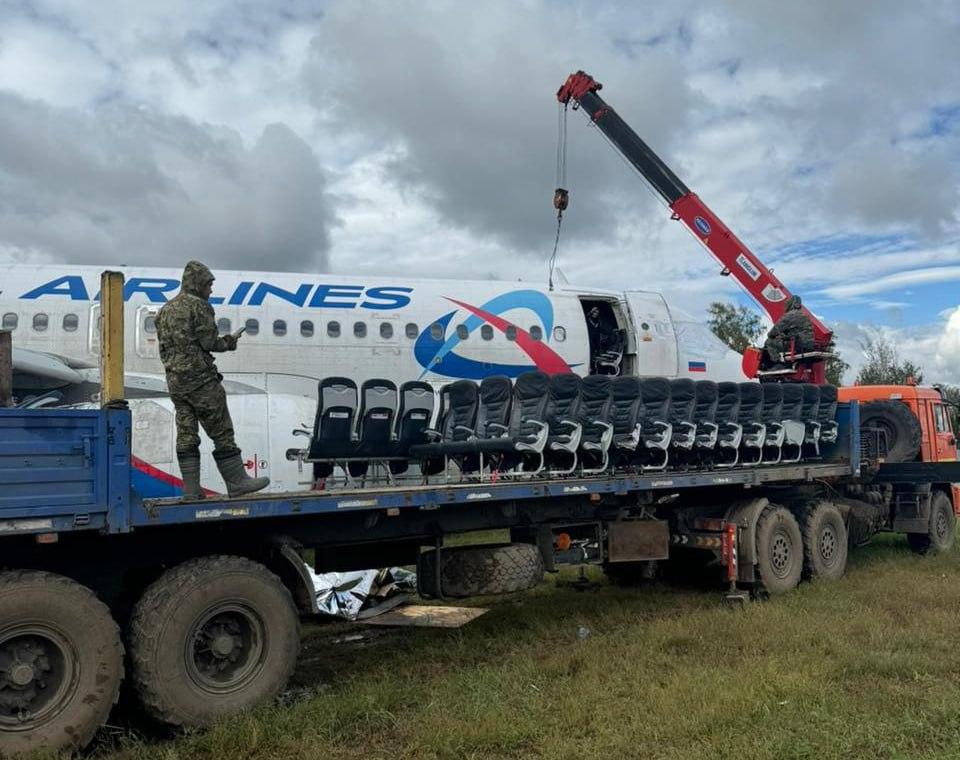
[549,102,569,291]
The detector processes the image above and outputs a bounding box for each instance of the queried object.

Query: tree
[855,336,923,386]
[707,301,764,353]
[825,347,850,386]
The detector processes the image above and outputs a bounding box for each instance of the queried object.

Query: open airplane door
[622,291,679,377]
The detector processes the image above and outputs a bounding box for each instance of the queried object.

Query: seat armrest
[423,428,443,441]
[488,423,509,433]
[589,420,613,431]
[522,418,548,432]
[698,422,719,435]
[675,421,696,435]
[454,425,475,435]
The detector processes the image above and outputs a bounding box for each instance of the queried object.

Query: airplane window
[245,318,259,336]
[327,321,340,338]
[273,319,287,337]
[530,325,543,341]
[300,320,314,338]
[62,314,80,332]
[456,324,469,340]
[2,313,18,330]
[405,322,419,339]
[33,313,49,332]
[481,325,493,341]
[143,316,157,334]
[429,322,443,340]
[216,318,231,335]
[554,326,566,342]
[505,325,517,341]
[354,321,367,338]
[380,322,393,339]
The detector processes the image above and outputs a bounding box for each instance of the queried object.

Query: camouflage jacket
[767,310,815,354]
[156,265,236,395]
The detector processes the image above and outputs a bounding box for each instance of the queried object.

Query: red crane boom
[557,70,832,382]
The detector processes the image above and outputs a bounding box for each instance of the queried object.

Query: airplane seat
[444,375,513,475]
[800,383,822,458]
[667,379,697,458]
[639,377,673,471]
[478,371,551,475]
[818,385,839,445]
[349,379,399,477]
[692,380,720,458]
[308,376,359,478]
[578,375,614,474]
[610,376,644,468]
[594,329,626,376]
[779,384,806,463]
[390,381,436,475]
[409,380,478,476]
[760,383,786,464]
[545,373,583,475]
[736,382,766,466]
[714,381,743,467]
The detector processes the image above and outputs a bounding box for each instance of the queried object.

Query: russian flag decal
[688,361,707,373]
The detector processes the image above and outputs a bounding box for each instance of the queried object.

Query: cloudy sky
[1,0,959,382]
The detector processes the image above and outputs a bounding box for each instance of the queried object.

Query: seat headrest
[762,384,783,401]
[514,370,550,398]
[612,376,642,400]
[694,380,718,401]
[819,384,838,402]
[480,375,512,404]
[549,373,581,398]
[670,378,696,402]
[738,383,763,404]
[581,375,612,401]
[781,384,803,403]
[641,377,671,402]
[802,384,820,402]
[447,380,478,408]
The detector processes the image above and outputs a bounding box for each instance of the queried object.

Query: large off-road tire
[798,502,849,581]
[907,490,957,555]
[0,571,123,757]
[419,543,544,598]
[860,400,922,463]
[129,555,300,728]
[755,504,804,595]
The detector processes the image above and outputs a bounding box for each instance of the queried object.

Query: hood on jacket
[181,260,214,297]
[785,295,803,312]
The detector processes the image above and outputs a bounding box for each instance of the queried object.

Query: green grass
[94,534,960,760]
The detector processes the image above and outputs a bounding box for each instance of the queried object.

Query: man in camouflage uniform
[763,295,815,367]
[156,261,269,499]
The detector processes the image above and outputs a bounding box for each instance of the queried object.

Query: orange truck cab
[838,384,957,463]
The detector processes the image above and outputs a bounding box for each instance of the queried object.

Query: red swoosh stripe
[132,455,219,497]
[446,297,572,374]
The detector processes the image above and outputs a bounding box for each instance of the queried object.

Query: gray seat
[476,371,551,475]
[390,381,436,474]
[818,385,839,445]
[760,384,785,465]
[668,379,697,454]
[693,380,719,456]
[578,375,614,474]
[800,383,822,457]
[779,384,806,463]
[714,382,743,467]
[545,374,583,475]
[639,377,673,471]
[736,383,766,465]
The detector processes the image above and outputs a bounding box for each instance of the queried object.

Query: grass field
[90,533,960,760]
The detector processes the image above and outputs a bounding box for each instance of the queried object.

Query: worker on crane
[763,295,815,368]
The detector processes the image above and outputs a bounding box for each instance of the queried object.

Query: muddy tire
[0,571,123,757]
[907,491,956,555]
[128,555,300,728]
[419,543,544,598]
[860,400,922,463]
[799,502,849,581]
[755,504,803,595]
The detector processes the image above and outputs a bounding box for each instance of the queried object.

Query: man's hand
[231,326,246,342]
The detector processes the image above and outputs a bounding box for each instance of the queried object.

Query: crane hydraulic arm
[557,71,833,381]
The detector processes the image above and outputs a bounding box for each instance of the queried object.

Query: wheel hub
[935,510,948,540]
[0,629,74,729]
[770,531,793,577]
[187,605,265,695]
[819,526,837,562]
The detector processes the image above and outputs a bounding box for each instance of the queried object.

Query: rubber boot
[214,451,270,497]
[177,452,205,501]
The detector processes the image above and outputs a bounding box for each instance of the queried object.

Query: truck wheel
[755,505,803,595]
[860,401,922,463]
[419,543,544,598]
[129,555,300,728]
[907,491,957,555]
[0,571,123,757]
[799,502,848,581]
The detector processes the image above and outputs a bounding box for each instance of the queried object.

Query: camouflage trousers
[171,380,240,458]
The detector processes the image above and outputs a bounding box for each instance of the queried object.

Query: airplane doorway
[580,299,626,375]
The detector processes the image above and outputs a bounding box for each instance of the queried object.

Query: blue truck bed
[0,403,862,539]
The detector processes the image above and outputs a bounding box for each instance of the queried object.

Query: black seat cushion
[694,380,719,422]
[715,382,741,424]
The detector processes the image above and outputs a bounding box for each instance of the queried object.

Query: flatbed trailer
[2,400,958,755]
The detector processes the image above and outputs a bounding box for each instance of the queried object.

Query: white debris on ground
[304,565,417,620]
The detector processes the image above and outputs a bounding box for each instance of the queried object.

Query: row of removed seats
[307,373,838,480]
